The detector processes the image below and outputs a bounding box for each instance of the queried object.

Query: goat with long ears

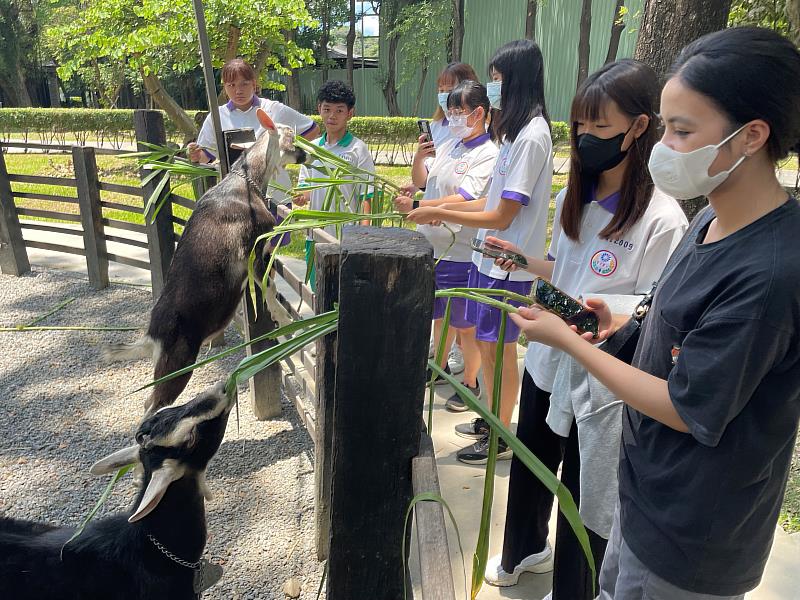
[0,382,233,599]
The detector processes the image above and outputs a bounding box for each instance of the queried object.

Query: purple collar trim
[225,95,260,112]
[594,189,621,214]
[462,132,491,149]
[442,117,449,127]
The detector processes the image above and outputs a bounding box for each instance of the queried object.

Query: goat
[103,108,305,413]
[0,381,234,599]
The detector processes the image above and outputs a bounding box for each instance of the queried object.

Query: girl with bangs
[483,59,687,599]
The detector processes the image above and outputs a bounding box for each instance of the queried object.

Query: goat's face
[89,382,234,522]
[230,108,309,190]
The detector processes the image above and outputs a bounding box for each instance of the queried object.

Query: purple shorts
[432,260,473,329]
[269,205,292,248]
[465,268,533,343]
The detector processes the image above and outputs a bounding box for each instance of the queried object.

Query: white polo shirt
[525,186,689,391]
[196,96,316,202]
[472,116,553,281]
[417,133,498,261]
[429,117,457,148]
[298,131,375,235]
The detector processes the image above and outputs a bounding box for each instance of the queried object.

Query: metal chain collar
[229,168,273,209]
[147,533,201,570]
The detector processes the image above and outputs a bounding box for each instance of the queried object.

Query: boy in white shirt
[295,80,375,287]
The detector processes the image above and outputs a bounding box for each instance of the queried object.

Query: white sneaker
[483,543,554,587]
[448,344,465,375]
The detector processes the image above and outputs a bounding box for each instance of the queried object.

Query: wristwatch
[412,200,420,209]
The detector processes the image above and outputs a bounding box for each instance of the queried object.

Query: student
[394,80,498,412]
[295,80,375,287]
[189,58,320,206]
[481,60,687,600]
[408,39,552,465]
[509,27,800,600]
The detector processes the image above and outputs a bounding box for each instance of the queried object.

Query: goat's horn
[89,445,140,476]
[128,460,184,523]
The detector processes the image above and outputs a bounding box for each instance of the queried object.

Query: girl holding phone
[510,27,800,600]
[394,81,499,411]
[408,39,552,465]
[480,59,687,599]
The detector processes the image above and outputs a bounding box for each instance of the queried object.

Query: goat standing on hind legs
[0,381,234,600]
[104,109,306,414]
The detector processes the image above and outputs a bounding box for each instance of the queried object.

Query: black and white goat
[104,109,301,413]
[0,382,234,599]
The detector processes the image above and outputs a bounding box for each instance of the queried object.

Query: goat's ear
[89,445,140,476]
[128,460,184,523]
[256,108,276,131]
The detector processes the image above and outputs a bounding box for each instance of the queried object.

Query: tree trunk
[411,61,429,117]
[321,0,330,83]
[217,24,242,105]
[576,0,592,90]
[525,0,538,39]
[787,0,800,46]
[346,0,356,89]
[284,29,302,110]
[381,0,408,116]
[451,0,465,61]
[14,62,32,107]
[253,42,272,83]
[140,71,197,139]
[634,0,733,80]
[606,0,625,64]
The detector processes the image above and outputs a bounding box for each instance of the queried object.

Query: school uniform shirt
[196,96,316,202]
[525,186,688,392]
[472,116,552,281]
[620,199,800,596]
[416,132,498,261]
[298,130,375,235]
[429,117,457,148]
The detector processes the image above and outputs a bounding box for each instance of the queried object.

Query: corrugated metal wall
[294,0,644,121]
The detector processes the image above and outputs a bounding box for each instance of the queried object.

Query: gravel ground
[0,267,324,599]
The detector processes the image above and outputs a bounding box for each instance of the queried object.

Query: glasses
[446,108,477,120]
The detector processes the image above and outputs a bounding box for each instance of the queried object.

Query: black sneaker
[456,435,512,465]
[445,381,481,412]
[454,417,489,439]
[426,363,453,386]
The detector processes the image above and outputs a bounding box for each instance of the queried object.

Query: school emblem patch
[590,250,617,277]
[498,152,510,176]
[454,160,469,175]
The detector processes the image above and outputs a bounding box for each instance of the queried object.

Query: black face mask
[576,127,632,175]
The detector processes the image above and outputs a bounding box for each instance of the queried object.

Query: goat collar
[229,168,274,210]
[147,533,200,569]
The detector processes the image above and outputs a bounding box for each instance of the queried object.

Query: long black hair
[670,26,800,162]
[562,59,659,241]
[446,80,490,117]
[488,39,550,143]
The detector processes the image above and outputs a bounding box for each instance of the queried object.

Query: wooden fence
[0,110,456,599]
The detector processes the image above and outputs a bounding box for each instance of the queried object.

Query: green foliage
[390,0,450,87]
[729,0,792,35]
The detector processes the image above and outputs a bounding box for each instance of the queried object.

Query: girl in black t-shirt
[510,26,800,600]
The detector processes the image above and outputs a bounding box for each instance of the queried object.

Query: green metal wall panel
[293,0,643,122]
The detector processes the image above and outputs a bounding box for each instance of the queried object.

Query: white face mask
[486,81,502,110]
[447,108,478,139]
[437,92,449,115]
[648,124,748,199]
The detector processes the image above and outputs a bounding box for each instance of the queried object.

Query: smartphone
[470,237,528,268]
[532,277,599,338]
[417,119,434,149]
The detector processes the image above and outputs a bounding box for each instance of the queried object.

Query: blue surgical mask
[437,92,449,115]
[486,81,502,109]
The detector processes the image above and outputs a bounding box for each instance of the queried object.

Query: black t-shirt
[620,198,800,596]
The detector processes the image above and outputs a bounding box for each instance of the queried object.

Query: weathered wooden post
[0,150,30,276]
[324,227,434,600]
[133,110,174,297]
[313,241,341,561]
[72,146,109,289]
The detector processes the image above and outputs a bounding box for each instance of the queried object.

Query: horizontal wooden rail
[0,142,130,156]
[272,258,316,310]
[101,218,146,234]
[99,182,142,196]
[172,214,187,227]
[19,221,83,237]
[103,234,149,249]
[8,173,77,187]
[100,200,144,214]
[16,208,81,222]
[170,193,195,210]
[25,239,85,257]
[13,191,78,204]
[106,253,150,271]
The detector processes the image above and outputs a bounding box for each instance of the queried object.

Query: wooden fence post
[133,110,174,298]
[313,242,341,561]
[0,150,30,276]
[242,286,283,420]
[325,227,434,600]
[72,146,109,289]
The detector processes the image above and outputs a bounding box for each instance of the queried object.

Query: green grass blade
[428,299,452,431]
[23,296,75,327]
